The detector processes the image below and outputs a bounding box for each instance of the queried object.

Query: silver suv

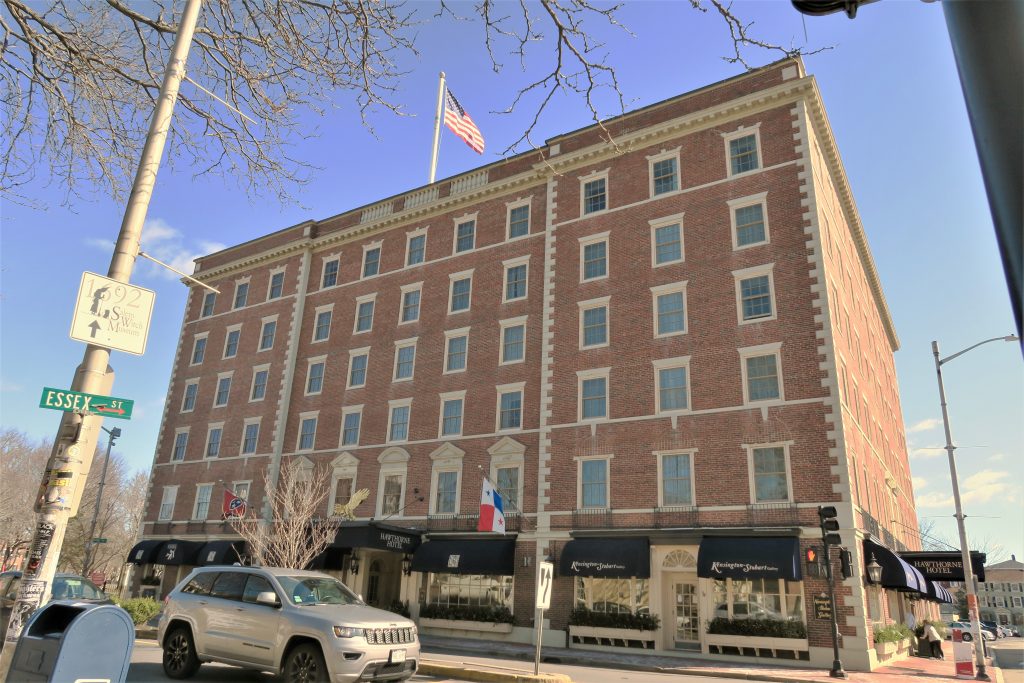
[158,566,418,682]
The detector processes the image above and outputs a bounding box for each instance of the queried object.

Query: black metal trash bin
[8,601,134,682]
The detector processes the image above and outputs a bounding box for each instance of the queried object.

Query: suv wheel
[163,625,201,679]
[283,643,328,683]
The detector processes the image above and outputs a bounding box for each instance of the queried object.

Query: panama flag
[477,479,505,534]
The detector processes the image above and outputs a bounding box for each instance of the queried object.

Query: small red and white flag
[477,479,505,534]
[222,488,247,519]
[444,88,485,154]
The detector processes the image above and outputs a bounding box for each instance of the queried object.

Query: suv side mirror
[256,591,280,607]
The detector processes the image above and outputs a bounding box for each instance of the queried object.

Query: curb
[419,661,571,683]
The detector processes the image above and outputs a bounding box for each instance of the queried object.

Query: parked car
[981,621,1002,639]
[947,621,996,642]
[158,566,418,682]
[0,570,113,641]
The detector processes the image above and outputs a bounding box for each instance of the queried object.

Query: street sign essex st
[39,387,134,420]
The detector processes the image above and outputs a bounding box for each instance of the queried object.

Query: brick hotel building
[131,59,940,670]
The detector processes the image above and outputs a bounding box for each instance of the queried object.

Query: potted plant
[703,616,809,658]
[567,608,661,649]
[873,623,913,660]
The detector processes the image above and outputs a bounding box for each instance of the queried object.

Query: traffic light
[818,505,842,546]
[840,549,853,579]
[805,546,822,577]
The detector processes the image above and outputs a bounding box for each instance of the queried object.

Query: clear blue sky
[1,2,1020,560]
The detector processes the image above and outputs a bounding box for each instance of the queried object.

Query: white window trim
[428,443,466,515]
[361,240,384,280]
[258,314,279,352]
[240,417,261,455]
[502,255,531,303]
[574,453,614,510]
[728,192,770,250]
[296,410,320,452]
[652,355,693,415]
[158,486,178,521]
[222,324,242,359]
[452,212,479,255]
[448,268,475,315]
[495,381,527,433]
[744,440,795,504]
[346,346,371,389]
[212,371,234,408]
[438,390,468,439]
[392,337,418,383]
[405,226,428,266]
[376,447,410,518]
[249,363,271,402]
[305,355,328,396]
[232,277,251,310]
[204,422,225,459]
[654,449,697,508]
[339,405,364,448]
[180,379,199,413]
[488,437,526,512]
[190,332,209,366]
[733,263,778,325]
[649,212,686,268]
[232,480,252,500]
[312,303,335,343]
[328,452,360,515]
[647,148,681,198]
[171,427,190,462]
[443,327,470,375]
[200,291,216,318]
[651,281,689,339]
[399,281,423,325]
[722,124,763,179]
[266,266,286,300]
[386,398,413,444]
[505,198,532,241]
[738,342,785,406]
[579,168,610,216]
[578,296,611,349]
[577,367,611,423]
[578,231,610,283]
[352,293,377,335]
[499,316,529,366]
[320,253,341,289]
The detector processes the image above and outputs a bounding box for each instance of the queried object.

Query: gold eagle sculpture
[333,488,370,519]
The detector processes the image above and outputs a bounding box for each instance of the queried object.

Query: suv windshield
[278,576,361,606]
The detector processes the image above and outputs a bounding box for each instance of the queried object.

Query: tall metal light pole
[932,334,1018,681]
[82,427,122,577]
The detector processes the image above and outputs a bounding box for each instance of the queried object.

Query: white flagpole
[428,71,446,184]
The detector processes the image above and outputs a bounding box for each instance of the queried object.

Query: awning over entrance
[411,538,516,576]
[155,540,205,566]
[127,539,165,565]
[197,540,246,566]
[926,579,954,604]
[559,537,651,578]
[863,539,927,593]
[331,522,421,554]
[696,536,802,581]
[900,551,987,582]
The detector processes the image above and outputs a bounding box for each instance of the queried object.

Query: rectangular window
[382,474,403,516]
[502,324,525,363]
[435,471,458,514]
[362,246,381,278]
[740,275,773,320]
[499,390,522,430]
[752,446,789,502]
[182,382,198,412]
[158,487,177,521]
[233,282,249,309]
[259,320,276,350]
[251,369,269,401]
[314,310,332,341]
[394,344,416,381]
[333,478,353,510]
[508,204,530,239]
[581,459,608,508]
[662,453,692,506]
[505,264,527,301]
[172,432,188,461]
[735,204,766,246]
[322,259,339,288]
[581,376,607,420]
[348,352,368,388]
[307,361,325,394]
[496,466,519,509]
[652,158,678,195]
[654,223,683,265]
[746,354,781,402]
[389,405,410,442]
[201,292,216,317]
[298,416,317,450]
[215,376,231,407]
[341,410,361,446]
[206,427,222,458]
[242,422,260,454]
[450,277,471,312]
[224,329,240,358]
[581,305,608,348]
[446,334,468,372]
[712,577,803,621]
[427,574,514,609]
[582,241,607,280]
[191,337,207,364]
[583,177,607,214]
[455,220,475,253]
[407,233,426,266]
[729,133,759,175]
[441,398,463,436]
[355,300,375,332]
[655,290,686,336]
[268,271,284,299]
[401,289,421,323]
[658,366,689,412]
[194,484,213,520]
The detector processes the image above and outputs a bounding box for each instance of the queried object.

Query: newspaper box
[950,625,975,679]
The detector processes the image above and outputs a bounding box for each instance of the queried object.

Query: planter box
[874,638,910,661]
[568,625,657,650]
[419,618,513,634]
[705,632,809,661]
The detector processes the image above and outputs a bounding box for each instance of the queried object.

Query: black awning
[863,540,927,593]
[127,539,166,565]
[697,536,801,581]
[900,551,986,582]
[155,540,205,566]
[331,522,421,554]
[411,538,516,576]
[926,580,954,604]
[306,547,351,571]
[559,537,650,578]
[197,540,246,566]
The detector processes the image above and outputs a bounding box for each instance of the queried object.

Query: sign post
[534,561,553,676]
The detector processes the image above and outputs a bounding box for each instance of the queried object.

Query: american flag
[444,88,484,154]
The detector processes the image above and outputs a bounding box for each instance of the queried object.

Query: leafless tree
[1,0,823,206]
[0,429,50,571]
[231,459,335,570]
[918,517,1009,563]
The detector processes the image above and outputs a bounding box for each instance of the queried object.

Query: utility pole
[82,427,121,577]
[0,0,203,672]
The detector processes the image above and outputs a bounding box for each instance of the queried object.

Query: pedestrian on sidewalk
[924,621,944,659]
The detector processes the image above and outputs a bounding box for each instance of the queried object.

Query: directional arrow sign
[69,272,155,355]
[39,387,134,420]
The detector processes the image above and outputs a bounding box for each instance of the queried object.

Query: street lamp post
[932,334,1018,681]
[82,426,121,577]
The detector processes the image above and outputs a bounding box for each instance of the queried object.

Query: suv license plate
[389,649,406,664]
